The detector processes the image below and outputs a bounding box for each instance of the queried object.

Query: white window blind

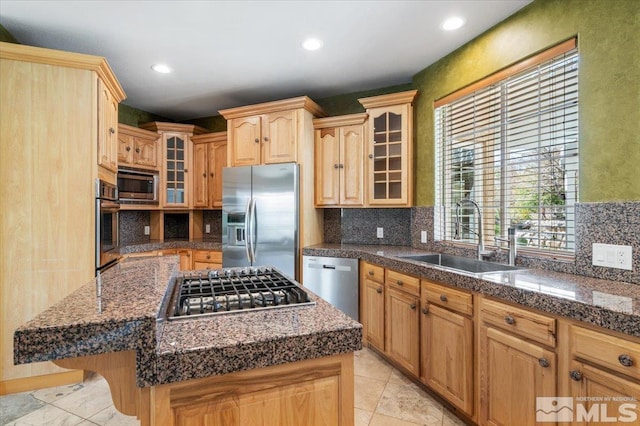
[435,41,579,255]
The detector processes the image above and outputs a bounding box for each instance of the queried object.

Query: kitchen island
[13,256,362,426]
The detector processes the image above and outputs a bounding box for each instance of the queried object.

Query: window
[435,39,579,255]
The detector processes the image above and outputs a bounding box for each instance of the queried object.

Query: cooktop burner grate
[168,267,315,319]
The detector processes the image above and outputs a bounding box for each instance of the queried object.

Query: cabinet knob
[410,303,416,310]
[619,354,634,367]
[210,172,214,177]
[339,164,344,169]
[421,306,429,315]
[185,169,188,173]
[538,357,550,368]
[439,294,448,302]
[109,127,115,134]
[126,146,131,152]
[254,138,260,143]
[334,164,339,169]
[368,154,373,159]
[203,173,207,177]
[569,370,583,381]
[264,136,269,142]
[135,147,140,153]
[376,287,382,294]
[368,270,374,276]
[397,280,403,286]
[206,255,211,259]
[504,315,515,325]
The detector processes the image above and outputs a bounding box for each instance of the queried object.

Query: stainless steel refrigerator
[222,163,299,278]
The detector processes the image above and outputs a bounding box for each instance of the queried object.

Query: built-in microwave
[117,168,158,204]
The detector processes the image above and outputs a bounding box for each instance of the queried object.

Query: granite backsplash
[119,210,222,245]
[324,202,640,284]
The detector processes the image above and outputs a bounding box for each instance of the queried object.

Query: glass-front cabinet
[359,90,418,206]
[164,133,188,206]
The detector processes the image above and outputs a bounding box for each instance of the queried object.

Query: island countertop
[303,243,640,338]
[13,256,362,387]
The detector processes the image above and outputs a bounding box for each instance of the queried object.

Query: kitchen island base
[55,351,354,426]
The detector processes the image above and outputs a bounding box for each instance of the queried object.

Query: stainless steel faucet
[495,227,518,266]
[454,199,492,260]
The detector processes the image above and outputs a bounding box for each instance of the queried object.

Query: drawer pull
[422,307,429,315]
[368,270,374,276]
[410,303,416,310]
[569,370,583,381]
[538,357,550,368]
[206,255,211,259]
[439,294,448,302]
[504,315,515,325]
[376,287,382,294]
[254,138,260,143]
[397,280,403,286]
[619,354,634,367]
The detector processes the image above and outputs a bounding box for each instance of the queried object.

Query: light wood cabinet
[0,42,125,391]
[358,90,417,206]
[479,297,557,426]
[98,78,119,175]
[385,270,420,377]
[420,281,474,416]
[140,122,208,209]
[118,124,160,170]
[193,250,222,270]
[191,132,227,208]
[359,262,385,351]
[313,114,367,207]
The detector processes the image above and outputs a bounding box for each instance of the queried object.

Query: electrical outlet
[144,226,150,236]
[377,227,384,239]
[592,243,632,270]
[421,230,428,243]
[205,224,211,234]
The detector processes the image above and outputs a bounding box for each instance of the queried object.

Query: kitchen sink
[398,253,522,274]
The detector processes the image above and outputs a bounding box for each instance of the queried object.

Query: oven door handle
[244,198,252,263]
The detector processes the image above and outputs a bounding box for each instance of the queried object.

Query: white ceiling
[1,0,532,121]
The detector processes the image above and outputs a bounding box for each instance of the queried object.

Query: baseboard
[0,370,84,395]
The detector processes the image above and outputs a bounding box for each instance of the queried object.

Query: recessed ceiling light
[441,16,465,31]
[302,38,323,51]
[151,63,172,74]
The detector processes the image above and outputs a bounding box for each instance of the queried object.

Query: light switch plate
[144,226,150,236]
[377,227,384,239]
[205,224,211,234]
[592,243,632,270]
[421,230,428,243]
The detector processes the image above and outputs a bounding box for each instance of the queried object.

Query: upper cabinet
[191,132,227,209]
[220,96,326,167]
[97,79,119,174]
[313,113,367,207]
[358,90,418,206]
[118,124,160,170]
[140,122,208,208]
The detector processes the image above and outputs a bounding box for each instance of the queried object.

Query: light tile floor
[1,348,466,426]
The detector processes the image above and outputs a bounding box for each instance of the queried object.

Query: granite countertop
[119,240,222,254]
[303,243,640,338]
[13,256,362,387]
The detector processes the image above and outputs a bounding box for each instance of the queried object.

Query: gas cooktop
[166,266,315,319]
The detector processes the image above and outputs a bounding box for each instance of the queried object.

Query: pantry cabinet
[191,132,227,208]
[140,122,208,208]
[313,113,367,207]
[420,281,474,416]
[358,90,417,206]
[118,124,160,170]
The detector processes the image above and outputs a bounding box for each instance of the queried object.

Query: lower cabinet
[385,270,420,377]
[420,280,474,417]
[359,262,385,351]
[192,250,222,270]
[123,249,221,271]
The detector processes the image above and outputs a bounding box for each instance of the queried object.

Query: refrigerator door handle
[243,198,252,263]
[249,197,257,262]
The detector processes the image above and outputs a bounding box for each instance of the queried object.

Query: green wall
[0,23,20,43]
[315,83,414,116]
[413,0,640,205]
[118,104,170,127]
[181,115,227,132]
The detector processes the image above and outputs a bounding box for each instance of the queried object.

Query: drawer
[423,280,473,316]
[193,250,222,263]
[386,269,420,296]
[480,298,556,347]
[570,325,640,380]
[362,262,384,284]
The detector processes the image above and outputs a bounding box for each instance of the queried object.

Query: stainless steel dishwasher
[302,256,359,321]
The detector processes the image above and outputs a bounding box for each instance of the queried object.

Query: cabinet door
[230,116,261,166]
[568,361,640,425]
[209,141,227,208]
[367,104,410,205]
[133,136,158,169]
[163,133,190,207]
[262,110,297,164]
[314,127,340,206]
[362,278,385,352]
[192,143,209,208]
[178,250,192,271]
[421,303,474,416]
[97,79,118,172]
[118,133,133,164]
[340,125,365,206]
[386,286,420,376]
[479,325,557,426]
